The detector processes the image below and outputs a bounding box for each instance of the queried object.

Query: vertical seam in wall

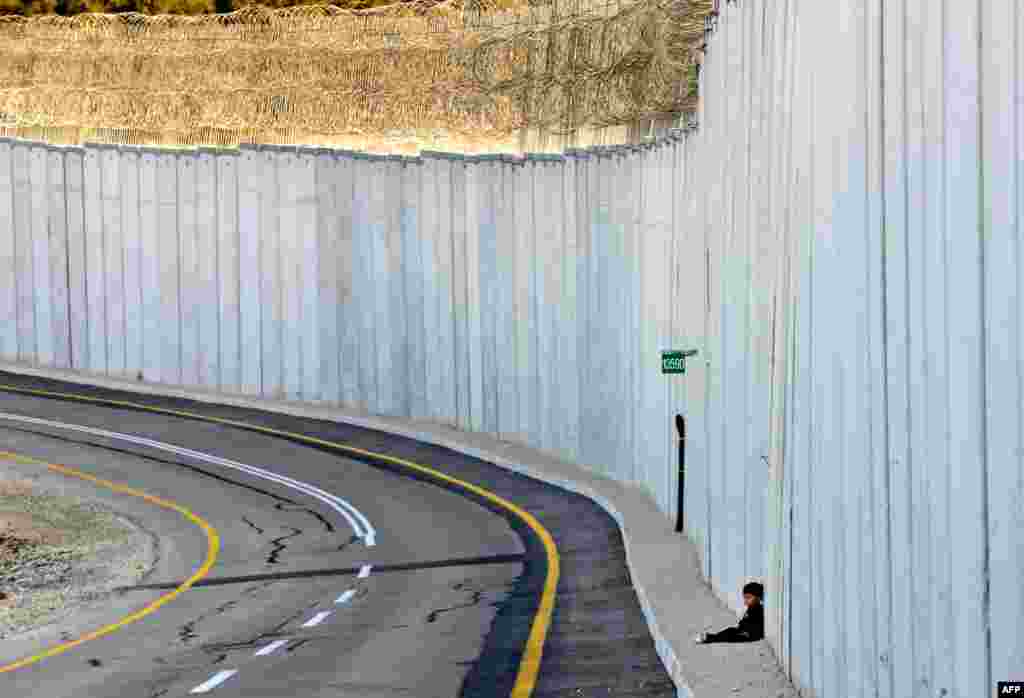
[745,0,755,586]
[899,1,917,684]
[877,2,895,696]
[121,150,129,378]
[231,151,238,388]
[509,162,518,439]
[130,151,138,378]
[1016,8,1024,675]
[99,150,108,373]
[299,155,306,400]
[212,155,220,390]
[257,153,265,397]
[531,162,539,450]
[33,147,40,362]
[337,156,345,406]
[401,161,410,417]
[82,151,89,370]
[451,161,461,428]
[938,0,956,685]
[631,153,639,486]
[63,151,73,369]
[176,154,184,386]
[976,0,992,689]
[370,160,379,410]
[11,145,19,361]
[781,0,794,676]
[806,75,816,694]
[862,1,877,693]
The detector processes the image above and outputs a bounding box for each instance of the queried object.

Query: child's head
[742,581,764,608]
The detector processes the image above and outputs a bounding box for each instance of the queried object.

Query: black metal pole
[674,414,685,533]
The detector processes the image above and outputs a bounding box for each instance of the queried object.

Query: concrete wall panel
[463,158,483,434]
[138,152,161,382]
[434,157,456,426]
[120,150,143,379]
[178,154,200,388]
[99,147,124,376]
[336,153,360,408]
[0,141,15,361]
[29,146,53,367]
[46,149,70,369]
[399,157,425,418]
[259,148,283,399]
[450,156,470,430]
[477,159,498,436]
[194,152,219,389]
[13,144,36,364]
[316,151,340,405]
[158,153,181,385]
[279,150,303,400]
[298,150,320,402]
[238,147,263,397]
[216,153,240,393]
[370,157,394,415]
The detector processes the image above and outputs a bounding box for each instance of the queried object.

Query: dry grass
[0,0,404,16]
[0,476,129,571]
[0,473,145,636]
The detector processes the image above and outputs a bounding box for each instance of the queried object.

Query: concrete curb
[0,362,798,698]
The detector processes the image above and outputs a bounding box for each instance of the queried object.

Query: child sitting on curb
[694,581,765,644]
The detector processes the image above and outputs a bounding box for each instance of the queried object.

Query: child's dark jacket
[704,603,764,643]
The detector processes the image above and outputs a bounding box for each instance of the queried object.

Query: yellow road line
[0,382,560,697]
[0,449,220,674]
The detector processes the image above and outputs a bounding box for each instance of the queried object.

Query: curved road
[0,372,674,698]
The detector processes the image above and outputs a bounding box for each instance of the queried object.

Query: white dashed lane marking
[358,564,372,579]
[302,611,333,628]
[189,670,238,694]
[253,640,289,657]
[335,589,357,605]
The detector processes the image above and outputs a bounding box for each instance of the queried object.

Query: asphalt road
[0,373,675,698]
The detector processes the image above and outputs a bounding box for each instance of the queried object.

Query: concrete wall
[1,1,1022,696]
[686,2,1023,698]
[0,139,690,522]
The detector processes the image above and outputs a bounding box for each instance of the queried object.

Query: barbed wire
[0,0,711,150]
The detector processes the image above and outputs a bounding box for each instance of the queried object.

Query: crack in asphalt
[426,590,485,624]
[178,600,240,645]
[265,526,304,565]
[240,516,265,535]
[274,502,336,534]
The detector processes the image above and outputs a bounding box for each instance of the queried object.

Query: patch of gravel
[0,471,156,641]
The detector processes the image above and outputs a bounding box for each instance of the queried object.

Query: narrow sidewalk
[0,362,799,698]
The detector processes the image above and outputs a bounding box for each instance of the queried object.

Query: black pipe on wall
[674,413,685,533]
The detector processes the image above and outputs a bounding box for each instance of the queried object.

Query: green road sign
[662,351,686,374]
[662,349,698,374]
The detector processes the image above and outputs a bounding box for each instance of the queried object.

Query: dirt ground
[0,471,156,641]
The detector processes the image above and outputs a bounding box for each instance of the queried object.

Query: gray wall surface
[690,2,1024,698]
[0,139,693,525]
[1,1,1023,696]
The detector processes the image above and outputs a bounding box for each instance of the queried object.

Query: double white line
[0,411,377,546]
